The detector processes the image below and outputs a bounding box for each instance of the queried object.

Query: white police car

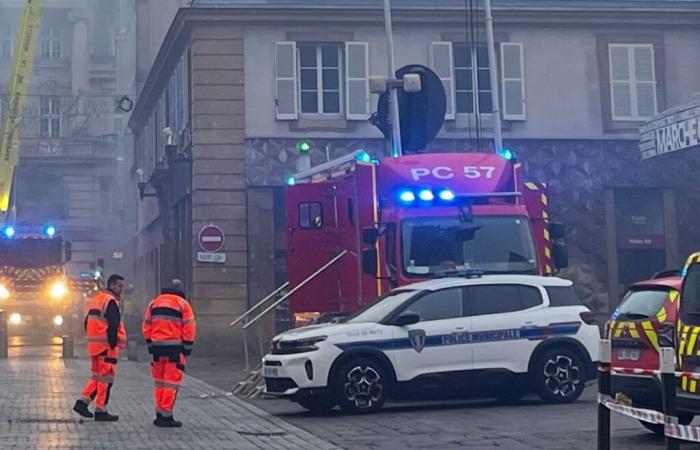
[263,275,600,414]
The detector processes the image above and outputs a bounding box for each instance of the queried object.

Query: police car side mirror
[395,312,420,327]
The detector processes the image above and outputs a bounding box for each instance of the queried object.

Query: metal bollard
[0,311,7,359]
[127,338,138,362]
[62,335,74,359]
[660,347,680,450]
[597,339,611,450]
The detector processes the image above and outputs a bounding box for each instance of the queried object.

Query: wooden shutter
[345,42,370,120]
[430,42,455,120]
[275,41,298,120]
[501,42,526,121]
[633,45,657,118]
[609,44,633,120]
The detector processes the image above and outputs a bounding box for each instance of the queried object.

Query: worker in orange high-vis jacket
[143,279,196,428]
[73,274,127,422]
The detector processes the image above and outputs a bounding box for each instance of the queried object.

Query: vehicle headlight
[9,313,21,325]
[272,336,327,354]
[53,315,64,326]
[50,281,68,299]
[0,284,10,300]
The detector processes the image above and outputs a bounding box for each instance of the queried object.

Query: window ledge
[444,114,512,133]
[289,117,351,132]
[604,119,648,134]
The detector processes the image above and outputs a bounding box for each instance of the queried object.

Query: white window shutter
[633,45,657,118]
[500,42,526,121]
[430,42,455,120]
[345,42,370,120]
[609,44,633,120]
[275,41,298,120]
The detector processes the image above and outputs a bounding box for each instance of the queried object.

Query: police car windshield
[402,216,538,276]
[345,290,417,324]
[617,288,669,319]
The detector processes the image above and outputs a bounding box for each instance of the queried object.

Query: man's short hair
[107,274,125,286]
[169,279,184,291]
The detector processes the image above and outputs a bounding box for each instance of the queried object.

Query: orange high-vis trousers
[80,349,118,412]
[152,354,185,417]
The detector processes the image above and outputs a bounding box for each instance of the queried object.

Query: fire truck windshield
[0,239,64,269]
[401,216,538,276]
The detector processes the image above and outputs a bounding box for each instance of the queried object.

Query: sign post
[197,224,226,264]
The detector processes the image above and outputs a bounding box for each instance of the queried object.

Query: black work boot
[94,411,119,422]
[72,400,93,418]
[154,415,182,428]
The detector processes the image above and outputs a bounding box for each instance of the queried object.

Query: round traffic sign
[198,225,225,253]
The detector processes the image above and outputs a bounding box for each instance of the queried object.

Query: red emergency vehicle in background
[285,150,568,325]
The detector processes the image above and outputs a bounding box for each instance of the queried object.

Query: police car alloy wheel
[334,357,388,414]
[534,348,585,403]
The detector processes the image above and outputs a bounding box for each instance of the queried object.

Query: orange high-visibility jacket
[85,290,127,356]
[142,293,196,355]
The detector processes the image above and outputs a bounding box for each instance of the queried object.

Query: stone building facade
[130,0,700,353]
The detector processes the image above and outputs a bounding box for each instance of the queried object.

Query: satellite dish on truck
[372,64,447,154]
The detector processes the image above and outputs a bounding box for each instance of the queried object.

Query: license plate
[264,367,279,377]
[618,348,641,361]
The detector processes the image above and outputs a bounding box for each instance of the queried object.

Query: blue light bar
[438,189,456,201]
[355,150,372,163]
[398,190,416,203]
[2,226,15,239]
[499,148,516,161]
[418,189,434,202]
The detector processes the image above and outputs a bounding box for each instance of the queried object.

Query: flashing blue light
[285,176,296,186]
[3,226,15,239]
[438,189,456,201]
[355,150,372,163]
[44,225,56,238]
[398,190,416,203]
[499,148,516,161]
[418,189,435,202]
[682,266,689,278]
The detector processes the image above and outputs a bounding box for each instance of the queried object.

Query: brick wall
[189,24,247,354]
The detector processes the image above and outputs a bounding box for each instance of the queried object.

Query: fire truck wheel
[533,348,585,404]
[334,357,387,414]
[295,395,336,415]
[640,414,694,435]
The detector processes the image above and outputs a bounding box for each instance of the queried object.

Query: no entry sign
[198,224,225,253]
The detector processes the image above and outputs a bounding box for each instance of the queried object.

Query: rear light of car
[580,311,597,325]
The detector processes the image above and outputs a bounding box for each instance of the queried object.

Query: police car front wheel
[533,348,585,404]
[333,357,388,414]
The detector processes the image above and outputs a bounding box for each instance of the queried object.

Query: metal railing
[230,249,349,372]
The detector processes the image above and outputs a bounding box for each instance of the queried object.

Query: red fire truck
[285,150,568,326]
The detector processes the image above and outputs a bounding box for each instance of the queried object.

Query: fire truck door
[286,183,344,314]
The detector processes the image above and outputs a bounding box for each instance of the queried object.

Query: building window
[609,44,657,121]
[40,97,61,138]
[298,44,342,115]
[0,30,14,62]
[41,27,62,60]
[453,44,492,114]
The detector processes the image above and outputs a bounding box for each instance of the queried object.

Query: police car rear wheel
[534,348,585,403]
[334,357,387,414]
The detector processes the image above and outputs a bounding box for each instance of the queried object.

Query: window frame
[453,43,493,115]
[0,29,15,62]
[608,43,657,122]
[392,287,466,324]
[297,43,344,117]
[41,27,62,60]
[298,202,323,230]
[40,96,61,139]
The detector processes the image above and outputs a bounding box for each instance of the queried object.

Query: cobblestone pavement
[187,357,700,450]
[0,356,338,450]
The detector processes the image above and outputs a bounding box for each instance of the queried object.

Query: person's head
[162,278,186,297]
[107,274,125,297]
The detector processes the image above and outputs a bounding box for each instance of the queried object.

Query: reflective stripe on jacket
[142,293,196,352]
[85,291,127,356]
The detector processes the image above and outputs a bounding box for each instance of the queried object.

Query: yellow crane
[0,0,43,214]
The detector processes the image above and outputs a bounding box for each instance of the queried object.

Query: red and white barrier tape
[598,394,700,443]
[606,366,700,380]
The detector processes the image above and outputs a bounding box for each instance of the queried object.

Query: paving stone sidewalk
[0,357,339,450]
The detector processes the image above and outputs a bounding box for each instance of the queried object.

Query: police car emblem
[409,329,427,353]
